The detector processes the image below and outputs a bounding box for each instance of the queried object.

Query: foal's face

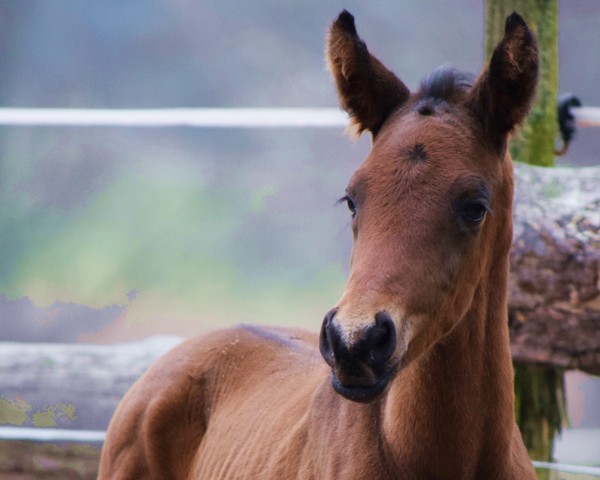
[337,104,508,374]
[323,100,511,402]
[320,11,537,402]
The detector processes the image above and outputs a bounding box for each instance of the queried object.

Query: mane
[418,66,474,105]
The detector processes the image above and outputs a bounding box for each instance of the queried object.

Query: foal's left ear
[467,12,539,152]
[327,10,410,137]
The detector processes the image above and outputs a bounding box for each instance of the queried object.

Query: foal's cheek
[441,241,490,321]
[404,231,481,325]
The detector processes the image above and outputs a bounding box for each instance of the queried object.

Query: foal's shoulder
[119,324,320,412]
[100,325,322,478]
[149,324,319,375]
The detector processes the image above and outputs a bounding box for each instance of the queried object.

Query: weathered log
[0,337,182,431]
[511,163,600,374]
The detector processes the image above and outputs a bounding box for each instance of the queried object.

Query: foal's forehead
[350,106,496,196]
[349,66,500,190]
[373,109,482,171]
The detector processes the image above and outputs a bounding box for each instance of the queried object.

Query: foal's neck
[382,264,515,476]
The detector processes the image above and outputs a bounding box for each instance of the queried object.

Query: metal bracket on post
[555,93,581,156]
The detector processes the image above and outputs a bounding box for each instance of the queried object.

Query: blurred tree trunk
[485,0,559,167]
[513,363,567,480]
[486,1,561,474]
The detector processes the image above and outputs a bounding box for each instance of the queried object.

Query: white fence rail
[0,107,348,128]
[0,426,105,443]
[532,460,600,476]
[573,106,600,128]
[0,106,597,128]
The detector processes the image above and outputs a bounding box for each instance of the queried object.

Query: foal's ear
[327,10,410,137]
[467,12,539,151]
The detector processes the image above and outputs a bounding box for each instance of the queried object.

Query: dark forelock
[419,66,475,103]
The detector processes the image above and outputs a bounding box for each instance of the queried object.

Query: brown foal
[99,10,539,479]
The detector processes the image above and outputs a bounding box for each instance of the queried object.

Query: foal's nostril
[367,311,397,367]
[319,308,339,367]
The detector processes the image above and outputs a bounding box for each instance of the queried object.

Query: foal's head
[319,11,538,402]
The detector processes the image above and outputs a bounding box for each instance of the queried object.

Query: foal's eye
[461,202,487,225]
[343,195,357,217]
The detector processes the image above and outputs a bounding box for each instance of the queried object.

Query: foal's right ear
[467,12,539,151]
[327,10,410,137]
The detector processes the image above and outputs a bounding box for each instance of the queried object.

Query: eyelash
[339,195,357,217]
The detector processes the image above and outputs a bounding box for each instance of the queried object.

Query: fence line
[0,106,597,128]
[0,426,105,443]
[532,460,600,476]
[573,106,600,128]
[0,107,348,128]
